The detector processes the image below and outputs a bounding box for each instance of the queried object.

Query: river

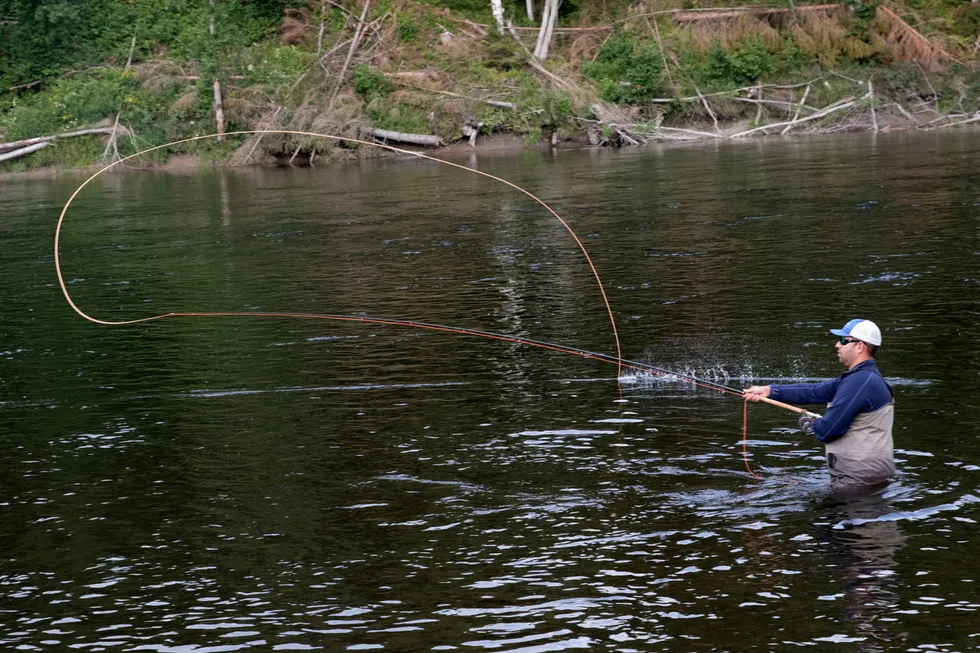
[1,133,978,651]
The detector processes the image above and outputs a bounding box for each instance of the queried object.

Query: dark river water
[2,133,979,652]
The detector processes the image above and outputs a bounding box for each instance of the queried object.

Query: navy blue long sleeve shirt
[768,360,893,443]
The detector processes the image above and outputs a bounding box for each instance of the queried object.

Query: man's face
[835,338,864,367]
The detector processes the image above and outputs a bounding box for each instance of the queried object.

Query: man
[744,319,895,488]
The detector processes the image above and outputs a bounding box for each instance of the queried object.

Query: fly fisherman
[743,319,895,489]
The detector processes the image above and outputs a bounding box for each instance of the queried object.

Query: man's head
[830,319,881,368]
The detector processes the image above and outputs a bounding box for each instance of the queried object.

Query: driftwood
[365,128,442,146]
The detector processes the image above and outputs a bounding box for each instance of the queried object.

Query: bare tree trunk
[490,0,505,33]
[213,80,226,142]
[526,0,534,21]
[533,0,559,61]
[533,0,551,58]
[210,0,225,142]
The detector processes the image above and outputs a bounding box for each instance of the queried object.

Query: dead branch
[694,85,720,133]
[781,84,810,134]
[244,106,283,164]
[917,113,965,128]
[8,80,43,91]
[387,75,516,109]
[887,101,919,125]
[649,78,824,104]
[730,96,857,137]
[658,126,724,139]
[736,97,815,112]
[179,75,246,80]
[915,62,941,116]
[939,113,980,128]
[328,0,371,110]
[868,78,878,133]
[646,16,675,90]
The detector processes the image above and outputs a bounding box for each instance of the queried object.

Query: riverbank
[3,0,980,173]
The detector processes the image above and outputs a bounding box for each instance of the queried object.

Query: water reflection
[2,133,980,650]
[824,490,907,650]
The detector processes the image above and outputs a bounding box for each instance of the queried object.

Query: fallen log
[0,126,132,154]
[0,142,52,163]
[8,80,43,91]
[365,128,442,146]
[673,3,840,23]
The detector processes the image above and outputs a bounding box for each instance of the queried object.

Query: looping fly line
[55,130,799,478]
[54,129,620,365]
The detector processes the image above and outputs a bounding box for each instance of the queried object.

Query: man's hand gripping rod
[756,395,822,419]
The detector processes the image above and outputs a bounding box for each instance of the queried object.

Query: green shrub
[704,36,774,87]
[582,34,665,104]
[951,4,980,38]
[352,65,393,100]
[397,17,419,42]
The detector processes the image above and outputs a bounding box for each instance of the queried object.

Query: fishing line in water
[55,129,797,478]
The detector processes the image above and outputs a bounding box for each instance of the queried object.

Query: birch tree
[490,0,505,33]
[532,0,560,62]
[210,0,226,142]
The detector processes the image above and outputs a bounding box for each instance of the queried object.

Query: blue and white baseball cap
[830,319,881,346]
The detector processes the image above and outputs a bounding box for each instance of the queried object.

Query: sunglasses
[838,337,863,346]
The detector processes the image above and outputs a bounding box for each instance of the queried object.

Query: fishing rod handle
[759,396,821,418]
